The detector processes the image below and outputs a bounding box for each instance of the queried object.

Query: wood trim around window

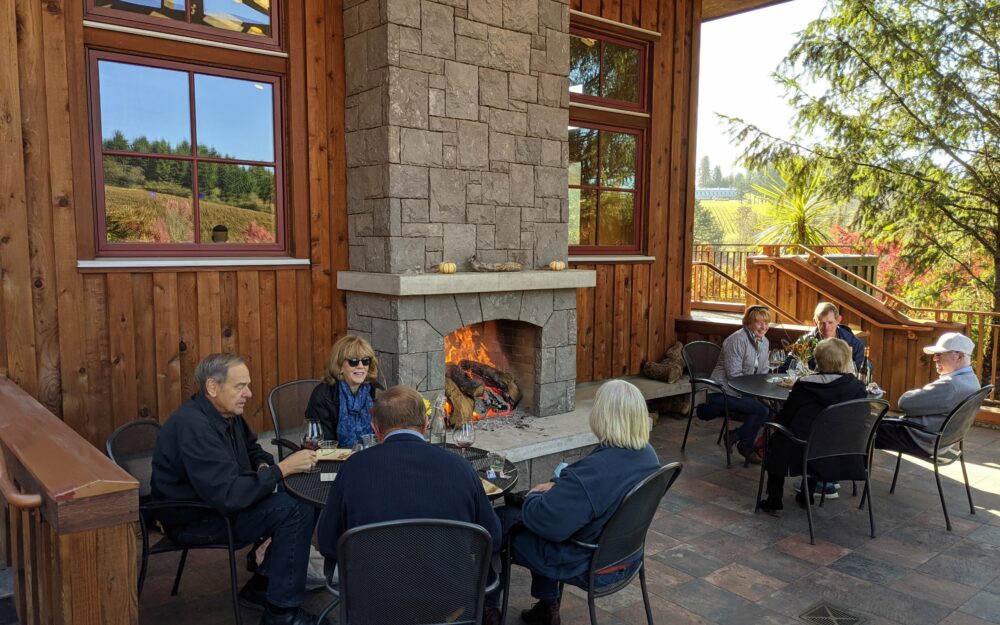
[569,26,650,114]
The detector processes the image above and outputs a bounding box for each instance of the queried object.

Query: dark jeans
[485,506,639,608]
[700,393,770,450]
[171,492,316,608]
[874,422,926,456]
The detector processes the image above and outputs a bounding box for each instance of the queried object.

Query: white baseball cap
[923,332,975,355]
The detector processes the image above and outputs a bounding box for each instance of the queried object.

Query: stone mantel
[337,269,595,296]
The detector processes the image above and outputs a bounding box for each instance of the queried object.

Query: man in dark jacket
[152,353,318,625]
[317,385,501,561]
[783,302,866,372]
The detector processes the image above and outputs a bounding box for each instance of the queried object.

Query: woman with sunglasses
[305,335,382,448]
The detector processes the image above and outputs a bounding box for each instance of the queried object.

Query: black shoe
[259,607,318,625]
[238,574,268,611]
[521,600,561,625]
[483,607,502,625]
[757,499,783,517]
[736,442,762,465]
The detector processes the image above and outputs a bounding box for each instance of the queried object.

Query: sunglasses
[345,357,372,367]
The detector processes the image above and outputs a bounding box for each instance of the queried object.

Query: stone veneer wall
[342,0,571,272]
[347,288,578,415]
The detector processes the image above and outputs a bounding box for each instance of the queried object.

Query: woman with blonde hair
[305,335,381,448]
[758,337,867,515]
[482,379,661,625]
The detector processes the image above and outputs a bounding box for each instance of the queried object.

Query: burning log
[444,377,475,426]
[459,359,522,407]
[447,364,484,398]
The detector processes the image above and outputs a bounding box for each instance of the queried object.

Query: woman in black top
[305,335,381,448]
[758,338,867,515]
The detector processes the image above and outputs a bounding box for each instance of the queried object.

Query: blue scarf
[337,381,375,447]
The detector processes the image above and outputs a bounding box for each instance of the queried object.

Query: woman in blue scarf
[306,335,381,448]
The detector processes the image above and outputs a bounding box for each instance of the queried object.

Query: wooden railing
[0,376,138,625]
[691,261,799,324]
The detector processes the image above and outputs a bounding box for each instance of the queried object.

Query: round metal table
[283,443,518,507]
[728,374,792,403]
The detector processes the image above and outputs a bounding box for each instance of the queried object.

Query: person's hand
[529,481,555,494]
[278,449,317,477]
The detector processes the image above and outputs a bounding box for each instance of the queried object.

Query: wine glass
[768,348,786,373]
[452,423,476,457]
[302,419,322,472]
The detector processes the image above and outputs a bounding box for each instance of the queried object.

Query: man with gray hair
[152,353,319,625]
[875,332,980,456]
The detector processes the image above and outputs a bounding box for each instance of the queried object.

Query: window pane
[569,127,598,186]
[95,0,187,23]
[195,75,275,162]
[569,188,597,246]
[99,61,191,156]
[192,0,272,37]
[602,42,640,103]
[569,35,600,97]
[600,131,637,189]
[198,163,276,243]
[598,191,635,246]
[103,156,194,243]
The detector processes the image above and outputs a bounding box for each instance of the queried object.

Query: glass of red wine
[452,423,476,457]
[302,419,322,472]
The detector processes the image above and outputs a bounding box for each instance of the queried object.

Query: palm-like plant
[752,162,833,246]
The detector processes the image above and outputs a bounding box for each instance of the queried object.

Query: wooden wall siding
[572,0,699,382]
[1,0,351,448]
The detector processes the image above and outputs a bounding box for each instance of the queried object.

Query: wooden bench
[0,376,138,625]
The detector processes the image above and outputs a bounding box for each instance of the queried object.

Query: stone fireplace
[337,0,594,416]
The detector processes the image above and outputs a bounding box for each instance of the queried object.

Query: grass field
[699,198,769,242]
[104,186,276,244]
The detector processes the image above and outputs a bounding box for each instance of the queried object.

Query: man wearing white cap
[875,332,980,455]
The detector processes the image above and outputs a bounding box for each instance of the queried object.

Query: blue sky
[99,60,275,162]
[697,0,825,175]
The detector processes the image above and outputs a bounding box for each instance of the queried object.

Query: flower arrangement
[788,335,819,367]
[423,397,432,416]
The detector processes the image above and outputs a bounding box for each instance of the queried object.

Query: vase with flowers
[787,335,818,376]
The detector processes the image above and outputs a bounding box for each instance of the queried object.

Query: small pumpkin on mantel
[438,261,458,274]
[548,260,567,271]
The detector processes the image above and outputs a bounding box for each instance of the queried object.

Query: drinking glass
[768,348,786,373]
[453,423,476,456]
[302,419,322,472]
[361,433,377,449]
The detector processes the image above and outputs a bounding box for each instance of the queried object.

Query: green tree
[693,200,725,243]
[751,160,833,246]
[728,0,1000,311]
[698,156,712,188]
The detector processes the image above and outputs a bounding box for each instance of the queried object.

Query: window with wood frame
[86,0,280,51]
[568,26,649,254]
[89,52,285,254]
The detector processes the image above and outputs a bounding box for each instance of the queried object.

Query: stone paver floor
[134,417,1000,625]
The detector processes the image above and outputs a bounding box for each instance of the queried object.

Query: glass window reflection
[569,189,598,246]
[99,61,191,155]
[569,35,600,97]
[598,191,635,246]
[96,0,187,22]
[195,75,275,162]
[601,131,637,189]
[602,42,640,103]
[197,163,276,244]
[103,156,194,243]
[569,127,599,186]
[192,0,272,36]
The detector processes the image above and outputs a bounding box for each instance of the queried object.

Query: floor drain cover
[799,602,866,625]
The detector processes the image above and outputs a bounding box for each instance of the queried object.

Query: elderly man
[318,385,500,562]
[875,332,980,456]
[784,302,865,371]
[152,353,319,625]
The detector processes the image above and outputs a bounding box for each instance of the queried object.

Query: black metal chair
[325,519,495,625]
[680,341,734,466]
[500,462,683,625]
[267,379,321,459]
[106,419,247,625]
[882,384,993,531]
[755,399,890,544]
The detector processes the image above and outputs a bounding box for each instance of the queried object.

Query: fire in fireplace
[442,322,536,424]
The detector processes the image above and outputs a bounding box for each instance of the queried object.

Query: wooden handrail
[0,452,41,509]
[691,261,798,324]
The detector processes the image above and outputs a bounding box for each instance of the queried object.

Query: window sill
[78,257,311,272]
[569,255,655,264]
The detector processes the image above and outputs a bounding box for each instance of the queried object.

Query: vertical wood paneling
[326,0,351,352]
[602,0,623,23]
[576,265,595,382]
[132,274,157,420]
[0,0,39,396]
[259,271,278,422]
[176,273,198,399]
[237,271,263,430]
[581,0,602,19]
[297,267,316,377]
[592,264,615,379]
[276,270,299,381]
[82,275,111,443]
[105,273,137,430]
[196,273,222,354]
[152,273,181,420]
[612,265,632,375]
[630,263,650,371]
[220,272,238,355]
[621,0,641,27]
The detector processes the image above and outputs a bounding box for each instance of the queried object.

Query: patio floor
[19,416,1000,625]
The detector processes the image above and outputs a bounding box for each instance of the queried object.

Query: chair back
[682,341,721,385]
[106,419,161,498]
[337,519,493,625]
[267,379,321,459]
[938,385,993,448]
[805,399,890,466]
[589,462,683,574]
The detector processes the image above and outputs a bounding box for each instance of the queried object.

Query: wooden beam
[701,0,792,22]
